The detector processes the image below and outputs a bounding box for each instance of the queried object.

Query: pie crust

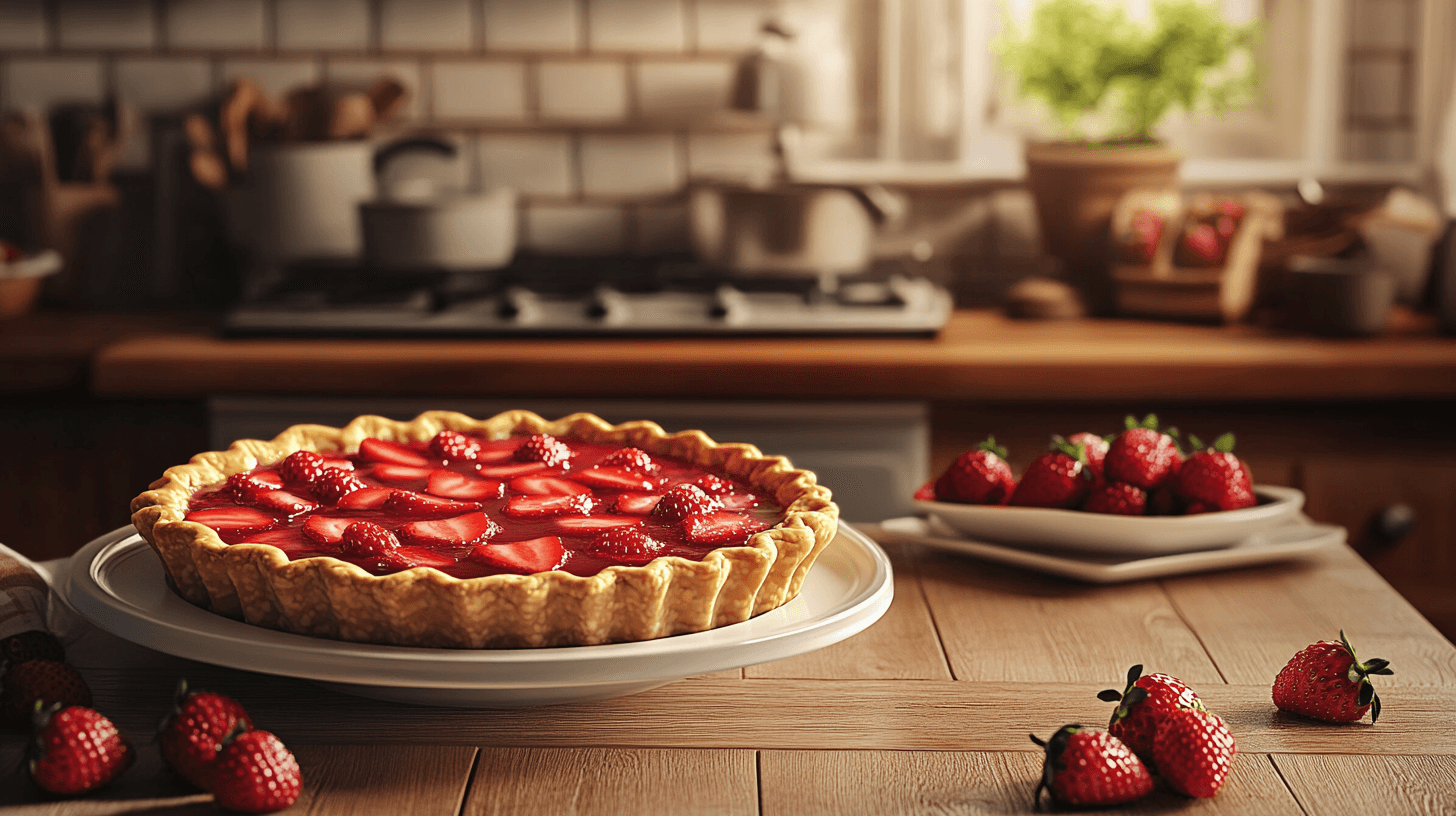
[130,410,839,648]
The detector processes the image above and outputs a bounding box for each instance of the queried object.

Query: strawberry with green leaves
[930,437,1016,505]
[1177,432,1256,513]
[1030,725,1153,808]
[2,658,92,723]
[159,679,254,791]
[1153,709,1237,798]
[1009,436,1090,509]
[1096,664,1205,770]
[1273,631,1392,723]
[212,727,303,813]
[1104,414,1182,490]
[29,704,134,796]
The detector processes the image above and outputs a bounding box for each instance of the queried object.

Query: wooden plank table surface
[3,535,1454,814]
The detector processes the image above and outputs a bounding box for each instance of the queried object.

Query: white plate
[914,485,1304,556]
[58,524,893,708]
[864,515,1343,584]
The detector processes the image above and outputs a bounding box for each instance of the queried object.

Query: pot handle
[372,136,457,176]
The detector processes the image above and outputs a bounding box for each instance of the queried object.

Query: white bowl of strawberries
[913,416,1304,556]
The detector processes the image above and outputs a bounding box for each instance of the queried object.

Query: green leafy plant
[998,0,1261,143]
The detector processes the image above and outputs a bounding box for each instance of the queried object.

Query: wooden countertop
[3,535,1454,814]
[88,308,1456,402]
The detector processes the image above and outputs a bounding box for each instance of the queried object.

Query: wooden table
[3,534,1454,814]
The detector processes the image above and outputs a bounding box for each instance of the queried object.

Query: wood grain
[289,745,477,816]
[461,748,756,816]
[748,541,952,680]
[917,547,1222,685]
[1273,754,1456,815]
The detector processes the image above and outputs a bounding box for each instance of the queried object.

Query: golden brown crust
[130,410,838,648]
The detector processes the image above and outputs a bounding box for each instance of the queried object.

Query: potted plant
[998,0,1260,313]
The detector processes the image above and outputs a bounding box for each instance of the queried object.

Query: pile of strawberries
[1116,198,1247,268]
[1033,632,1392,808]
[918,414,1258,516]
[1,630,301,813]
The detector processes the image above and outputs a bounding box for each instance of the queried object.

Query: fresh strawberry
[1215,213,1238,241]
[158,680,252,791]
[358,437,429,466]
[1030,725,1153,809]
[334,486,393,510]
[427,470,503,500]
[278,451,328,485]
[369,464,437,484]
[1103,415,1182,490]
[612,492,661,515]
[2,630,65,666]
[680,511,770,545]
[572,467,655,492]
[1096,665,1205,770]
[1273,631,1392,723]
[185,506,276,537]
[505,493,595,518]
[510,475,591,496]
[1178,222,1226,266]
[913,481,936,501]
[339,521,401,558]
[312,468,367,504]
[383,490,479,518]
[1067,432,1110,483]
[653,484,724,522]
[514,433,573,467]
[693,474,736,495]
[1008,438,1089,509]
[429,429,482,462]
[553,516,640,533]
[302,515,355,544]
[600,447,659,474]
[1146,485,1184,516]
[1083,482,1146,515]
[1176,433,1256,512]
[212,729,302,814]
[1214,198,1248,221]
[470,536,567,574]
[249,489,319,516]
[1120,208,1165,264]
[2,659,92,722]
[398,512,500,548]
[226,470,284,501]
[932,437,1015,505]
[29,705,134,796]
[585,525,665,565]
[477,461,550,478]
[1153,709,1236,798]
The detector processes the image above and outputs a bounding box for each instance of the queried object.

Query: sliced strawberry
[469,536,567,574]
[393,546,459,570]
[226,470,284,501]
[680,511,770,545]
[573,467,655,492]
[505,493,595,518]
[249,490,318,516]
[474,448,518,465]
[611,492,660,515]
[186,506,276,534]
[239,528,314,556]
[427,470,503,500]
[358,437,430,466]
[398,512,500,548]
[302,515,355,544]
[318,455,354,471]
[553,515,640,533]
[509,475,591,496]
[369,464,437,485]
[384,490,480,518]
[477,461,550,478]
[335,486,393,510]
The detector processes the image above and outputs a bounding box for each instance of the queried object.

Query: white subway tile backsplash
[114,57,213,111]
[634,201,691,254]
[482,0,579,52]
[538,60,628,121]
[695,0,771,51]
[1343,128,1414,163]
[3,58,104,110]
[636,59,733,120]
[477,133,574,196]
[431,61,527,120]
[222,58,321,99]
[327,59,423,118]
[166,0,267,50]
[0,1,48,50]
[524,204,627,255]
[580,133,681,196]
[56,0,155,49]
[588,0,684,52]
[379,0,474,51]
[686,132,775,180]
[276,0,371,51]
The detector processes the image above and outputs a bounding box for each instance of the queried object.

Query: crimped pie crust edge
[130,410,839,648]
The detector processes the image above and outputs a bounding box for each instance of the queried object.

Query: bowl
[0,249,62,320]
[913,485,1304,556]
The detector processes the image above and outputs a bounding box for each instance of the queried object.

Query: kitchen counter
[3,532,1454,813]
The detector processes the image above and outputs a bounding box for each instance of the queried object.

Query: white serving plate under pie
[58,524,893,708]
[914,484,1304,556]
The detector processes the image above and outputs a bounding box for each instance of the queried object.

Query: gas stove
[223,257,954,337]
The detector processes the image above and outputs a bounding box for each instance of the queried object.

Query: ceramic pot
[1024,141,1182,315]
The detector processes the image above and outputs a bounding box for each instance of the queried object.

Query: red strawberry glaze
[186,434,778,579]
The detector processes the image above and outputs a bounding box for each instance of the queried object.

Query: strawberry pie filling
[184,431,779,578]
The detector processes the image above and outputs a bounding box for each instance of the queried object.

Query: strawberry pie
[130,411,838,648]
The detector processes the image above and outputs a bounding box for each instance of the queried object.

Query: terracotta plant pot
[1023,141,1182,315]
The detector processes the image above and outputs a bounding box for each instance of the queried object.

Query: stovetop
[223,258,954,337]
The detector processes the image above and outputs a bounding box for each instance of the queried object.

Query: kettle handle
[372,136,457,176]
